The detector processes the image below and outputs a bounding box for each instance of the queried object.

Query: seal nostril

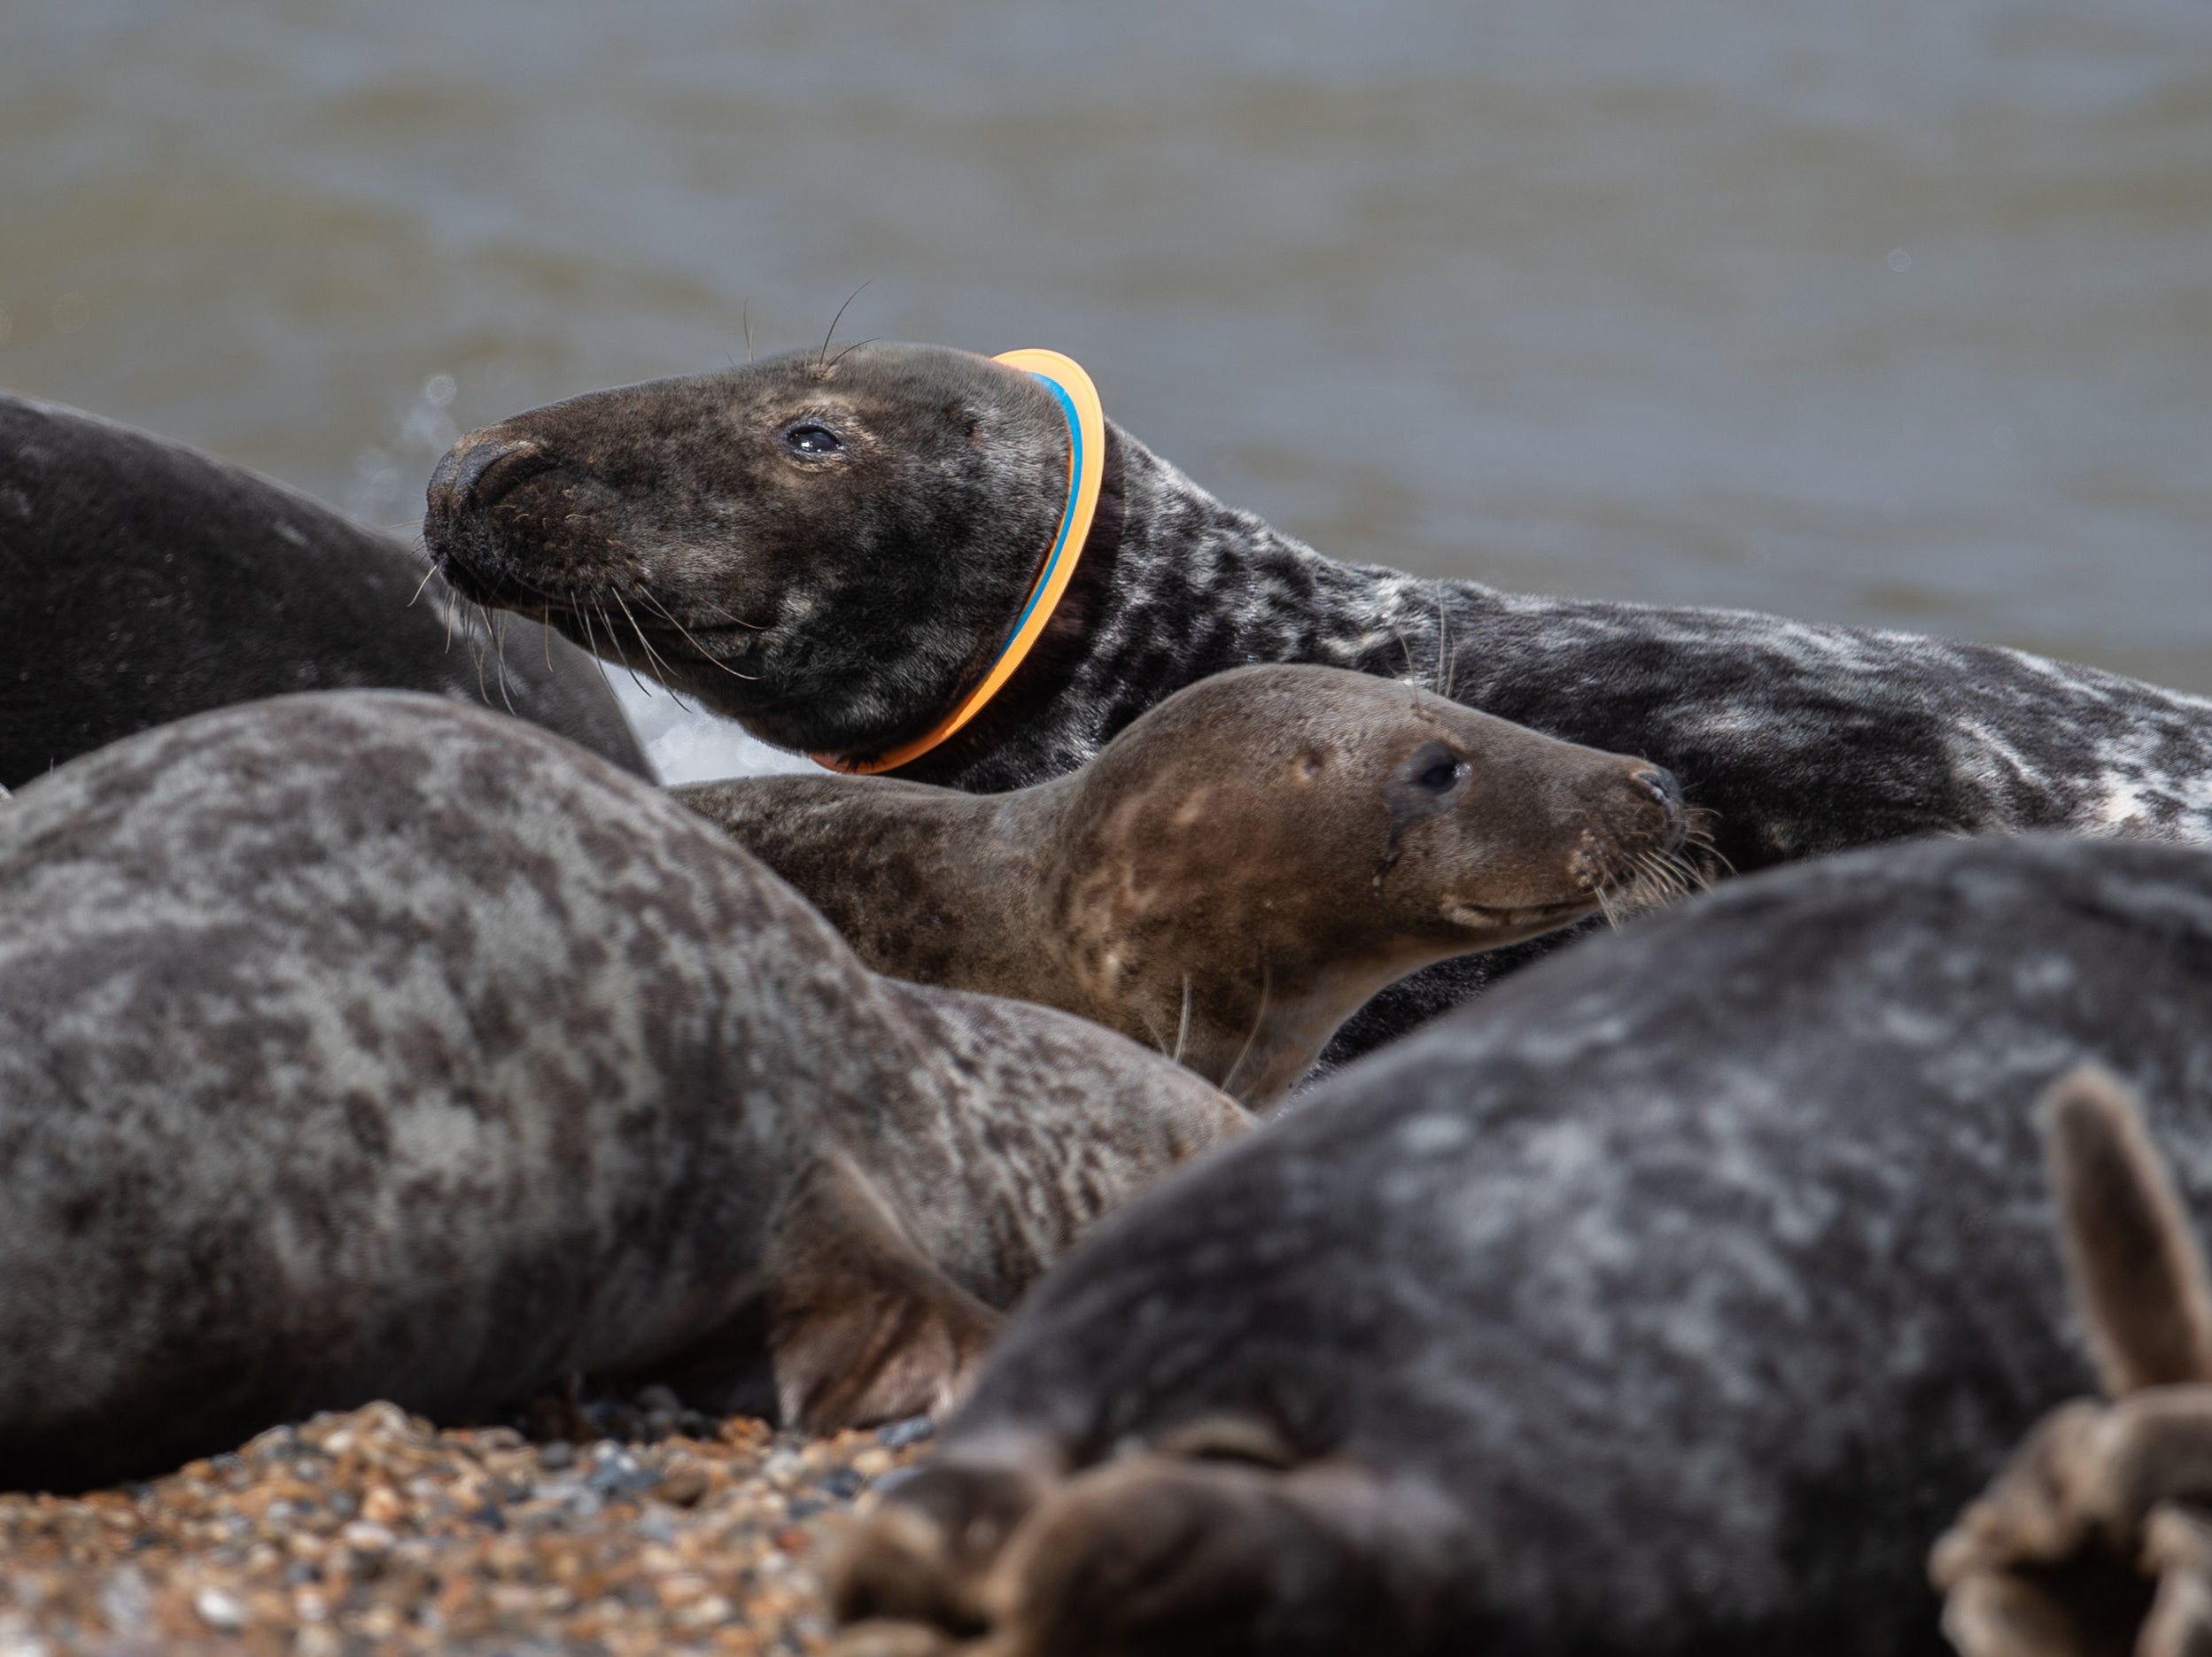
[1634,767,1684,825]
[431,437,555,517]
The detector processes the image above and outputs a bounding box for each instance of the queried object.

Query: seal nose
[425,432,552,527]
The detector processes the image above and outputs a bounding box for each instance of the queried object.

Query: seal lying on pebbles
[0,693,1245,1494]
[0,390,647,789]
[1934,1071,2212,1657]
[825,833,2212,1657]
[420,344,2212,1062]
[677,664,1690,1106]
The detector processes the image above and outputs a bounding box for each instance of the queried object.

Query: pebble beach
[0,1403,931,1656]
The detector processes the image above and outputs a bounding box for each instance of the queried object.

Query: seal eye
[784,423,843,456]
[1416,757,1466,793]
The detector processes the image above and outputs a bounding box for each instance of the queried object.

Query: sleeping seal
[0,693,1244,1494]
[677,664,1690,1106]
[417,342,2212,1064]
[0,390,647,787]
[825,832,2212,1657]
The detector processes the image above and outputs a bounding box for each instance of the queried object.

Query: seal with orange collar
[422,342,2212,1064]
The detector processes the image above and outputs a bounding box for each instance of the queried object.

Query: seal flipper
[764,1155,1004,1433]
[2048,1064,2212,1396]
[832,1441,1456,1657]
[1934,1068,2212,1657]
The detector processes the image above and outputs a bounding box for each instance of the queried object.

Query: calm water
[5,0,2209,776]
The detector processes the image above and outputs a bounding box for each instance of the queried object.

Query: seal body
[419,345,2212,1062]
[678,664,1689,1106]
[829,833,2212,1657]
[0,391,648,787]
[0,693,1243,1493]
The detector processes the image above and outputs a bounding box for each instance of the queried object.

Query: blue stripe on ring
[993,372,1083,654]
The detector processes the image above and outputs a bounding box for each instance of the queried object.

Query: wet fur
[676,664,1688,1106]
[422,345,2212,1066]
[0,391,647,788]
[0,693,1244,1493]
[829,834,2212,1657]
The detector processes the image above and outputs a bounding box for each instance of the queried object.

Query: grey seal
[825,832,2212,1657]
[416,342,2212,1067]
[0,390,648,788]
[0,693,1244,1494]
[677,664,1690,1106]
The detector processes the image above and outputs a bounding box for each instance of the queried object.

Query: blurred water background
[4,0,2208,778]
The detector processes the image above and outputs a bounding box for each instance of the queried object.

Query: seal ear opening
[2045,1064,2212,1398]
[763,1155,1003,1433]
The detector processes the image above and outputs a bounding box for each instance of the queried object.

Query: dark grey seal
[416,343,2212,1065]
[0,693,1244,1495]
[0,390,648,788]
[678,664,1692,1108]
[825,832,2212,1657]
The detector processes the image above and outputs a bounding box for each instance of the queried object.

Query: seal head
[423,344,1072,763]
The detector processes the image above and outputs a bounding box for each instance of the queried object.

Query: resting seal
[677,664,1689,1106]
[418,343,2212,1061]
[826,833,2212,1657]
[0,391,647,788]
[0,693,1243,1494]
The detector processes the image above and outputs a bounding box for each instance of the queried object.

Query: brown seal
[677,664,1690,1106]
[0,692,1245,1493]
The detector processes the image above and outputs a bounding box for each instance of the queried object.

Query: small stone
[360,1485,404,1527]
[194,1585,248,1630]
[655,1457,710,1507]
[851,1448,896,1479]
[340,1520,395,1554]
[538,1440,576,1470]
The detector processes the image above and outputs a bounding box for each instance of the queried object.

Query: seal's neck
[901,428,1466,793]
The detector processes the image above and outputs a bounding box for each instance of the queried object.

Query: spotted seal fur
[824,832,2212,1657]
[0,390,648,788]
[677,664,1688,1106]
[0,693,1244,1493]
[418,344,2212,1064]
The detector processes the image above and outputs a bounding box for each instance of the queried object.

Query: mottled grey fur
[0,390,648,787]
[0,693,1242,1493]
[836,833,2212,1657]
[418,345,2212,1067]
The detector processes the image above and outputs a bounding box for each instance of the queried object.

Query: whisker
[639,588,762,680]
[591,600,656,698]
[485,605,517,715]
[1219,956,1272,1103]
[1172,973,1193,1067]
[1433,583,1457,703]
[819,281,873,369]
